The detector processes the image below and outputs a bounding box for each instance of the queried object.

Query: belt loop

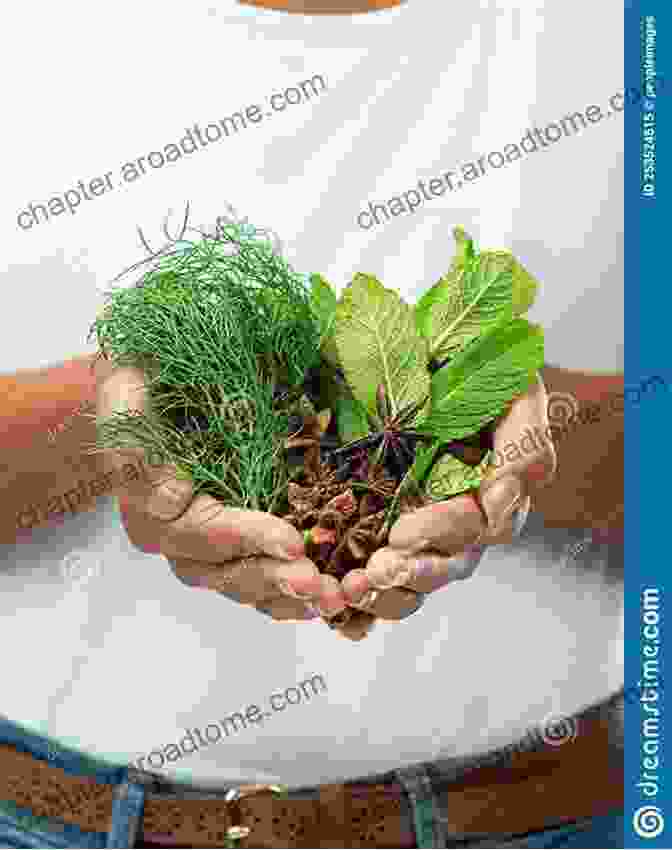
[395,765,448,849]
[105,769,149,848]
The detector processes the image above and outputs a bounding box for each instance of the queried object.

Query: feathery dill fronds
[89,216,322,511]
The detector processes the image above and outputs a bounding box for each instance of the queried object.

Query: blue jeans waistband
[0,692,624,849]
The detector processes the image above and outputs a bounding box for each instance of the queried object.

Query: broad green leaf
[309,273,337,328]
[421,251,516,362]
[334,395,371,443]
[334,273,430,424]
[309,273,340,366]
[420,318,544,441]
[425,450,492,500]
[415,226,474,339]
[416,228,540,363]
[485,251,539,316]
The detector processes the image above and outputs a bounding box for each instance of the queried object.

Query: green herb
[415,226,539,364]
[89,219,322,511]
[424,449,493,499]
[309,273,340,366]
[333,395,370,443]
[419,317,544,442]
[334,274,430,426]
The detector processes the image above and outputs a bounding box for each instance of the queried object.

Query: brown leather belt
[0,713,622,848]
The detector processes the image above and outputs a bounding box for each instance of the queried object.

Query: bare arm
[535,365,624,530]
[0,355,114,544]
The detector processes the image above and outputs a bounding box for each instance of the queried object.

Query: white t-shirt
[0,0,623,788]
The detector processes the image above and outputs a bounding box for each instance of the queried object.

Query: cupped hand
[97,366,348,622]
[337,373,557,640]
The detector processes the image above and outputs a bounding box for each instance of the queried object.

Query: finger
[256,599,322,622]
[280,572,348,618]
[387,492,486,556]
[403,546,485,590]
[171,557,321,621]
[170,554,319,604]
[355,544,484,595]
[480,373,556,530]
[169,551,346,616]
[97,366,194,521]
[170,557,323,622]
[170,554,285,603]
[157,495,305,563]
[479,494,532,545]
[344,575,424,620]
[365,546,486,593]
[274,561,349,617]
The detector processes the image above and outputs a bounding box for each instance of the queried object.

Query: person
[0,0,625,846]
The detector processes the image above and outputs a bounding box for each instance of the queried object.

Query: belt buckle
[223,783,288,847]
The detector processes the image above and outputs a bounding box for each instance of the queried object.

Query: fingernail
[481,475,522,530]
[278,579,314,601]
[509,502,531,537]
[271,542,305,561]
[414,556,438,578]
[318,598,345,617]
[302,605,321,620]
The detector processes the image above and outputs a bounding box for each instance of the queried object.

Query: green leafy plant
[310,226,543,507]
[89,214,543,600]
[89,214,321,512]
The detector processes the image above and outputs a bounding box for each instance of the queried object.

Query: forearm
[534,365,624,529]
[0,355,115,544]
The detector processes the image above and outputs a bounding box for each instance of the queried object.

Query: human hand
[98,366,349,622]
[336,373,556,640]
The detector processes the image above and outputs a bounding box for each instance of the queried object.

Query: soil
[279,407,490,581]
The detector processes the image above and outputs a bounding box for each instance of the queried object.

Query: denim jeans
[0,692,624,849]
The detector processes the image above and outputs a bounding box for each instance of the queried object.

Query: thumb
[479,373,556,532]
